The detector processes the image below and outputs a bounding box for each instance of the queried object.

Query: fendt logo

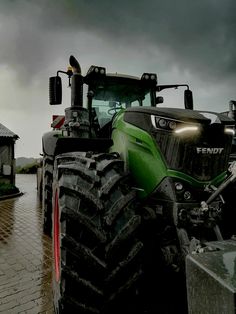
[196,147,224,154]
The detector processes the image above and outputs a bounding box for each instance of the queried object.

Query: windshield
[88,81,152,127]
[92,92,151,127]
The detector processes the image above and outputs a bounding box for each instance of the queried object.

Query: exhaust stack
[69,55,83,108]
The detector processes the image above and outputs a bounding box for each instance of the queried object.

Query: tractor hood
[124,107,234,127]
[123,107,234,182]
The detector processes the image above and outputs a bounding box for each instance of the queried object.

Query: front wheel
[52,152,143,313]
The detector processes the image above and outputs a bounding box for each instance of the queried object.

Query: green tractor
[42,55,236,313]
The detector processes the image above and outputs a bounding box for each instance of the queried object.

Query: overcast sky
[0,0,235,157]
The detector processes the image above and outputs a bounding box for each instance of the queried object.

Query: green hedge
[0,183,19,196]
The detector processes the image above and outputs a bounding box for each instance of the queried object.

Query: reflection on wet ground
[0,174,54,313]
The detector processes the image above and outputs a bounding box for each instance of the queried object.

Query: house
[0,123,19,185]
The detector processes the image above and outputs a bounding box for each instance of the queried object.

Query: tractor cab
[84,70,157,137]
[49,57,193,139]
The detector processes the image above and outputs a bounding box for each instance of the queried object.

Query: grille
[153,125,232,181]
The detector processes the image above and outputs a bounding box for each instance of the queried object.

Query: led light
[175,182,183,191]
[175,126,199,134]
[158,118,167,128]
[141,73,157,81]
[168,121,177,130]
[225,127,235,135]
[86,65,106,77]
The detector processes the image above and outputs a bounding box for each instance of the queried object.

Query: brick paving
[0,174,54,313]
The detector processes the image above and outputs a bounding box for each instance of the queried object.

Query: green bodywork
[110,110,227,199]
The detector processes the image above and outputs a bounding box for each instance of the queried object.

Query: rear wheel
[42,156,54,236]
[52,152,143,313]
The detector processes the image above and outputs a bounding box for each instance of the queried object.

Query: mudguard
[42,131,61,157]
[42,131,113,157]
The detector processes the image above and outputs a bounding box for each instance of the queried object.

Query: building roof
[0,123,19,139]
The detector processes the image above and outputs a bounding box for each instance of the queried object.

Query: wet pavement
[0,174,54,314]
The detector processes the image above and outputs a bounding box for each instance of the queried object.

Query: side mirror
[229,100,236,121]
[184,89,193,110]
[156,96,164,105]
[49,76,62,105]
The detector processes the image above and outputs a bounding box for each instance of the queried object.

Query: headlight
[225,126,235,136]
[158,118,167,128]
[175,182,184,191]
[175,126,199,134]
[168,121,177,130]
[86,65,106,76]
[141,73,157,82]
[151,115,199,133]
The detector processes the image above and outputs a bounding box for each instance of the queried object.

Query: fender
[42,131,113,157]
[42,131,61,157]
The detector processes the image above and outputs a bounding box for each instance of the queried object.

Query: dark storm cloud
[0,0,235,157]
[0,0,235,83]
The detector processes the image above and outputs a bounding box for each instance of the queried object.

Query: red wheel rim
[54,189,60,282]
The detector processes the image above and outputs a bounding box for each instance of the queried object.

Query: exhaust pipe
[69,55,83,107]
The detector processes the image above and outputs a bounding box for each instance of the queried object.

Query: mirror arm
[57,70,67,76]
[56,70,73,87]
[156,84,189,92]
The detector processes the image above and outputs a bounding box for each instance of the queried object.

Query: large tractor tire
[42,155,54,236]
[52,152,143,314]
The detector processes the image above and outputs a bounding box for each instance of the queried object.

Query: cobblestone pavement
[0,174,54,313]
